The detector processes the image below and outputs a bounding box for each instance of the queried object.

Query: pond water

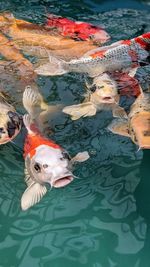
[0,1,150,267]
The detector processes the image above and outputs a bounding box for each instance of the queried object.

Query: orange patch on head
[24,133,61,158]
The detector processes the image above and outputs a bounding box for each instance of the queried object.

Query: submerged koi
[46,14,110,43]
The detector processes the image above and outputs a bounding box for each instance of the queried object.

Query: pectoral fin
[21,182,47,211]
[108,118,130,137]
[63,102,97,120]
[24,167,33,186]
[112,105,128,119]
[71,151,90,163]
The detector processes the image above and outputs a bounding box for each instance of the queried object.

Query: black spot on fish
[7,121,16,138]
[90,25,98,29]
[8,111,22,129]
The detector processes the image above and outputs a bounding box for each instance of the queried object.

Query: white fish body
[35,33,150,77]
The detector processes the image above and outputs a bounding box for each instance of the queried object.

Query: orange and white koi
[35,32,150,77]
[21,88,89,210]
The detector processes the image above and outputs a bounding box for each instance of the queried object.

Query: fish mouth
[101,96,115,103]
[92,32,110,43]
[137,133,150,150]
[53,175,74,188]
[139,145,150,150]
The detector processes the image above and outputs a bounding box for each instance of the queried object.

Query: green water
[0,1,150,266]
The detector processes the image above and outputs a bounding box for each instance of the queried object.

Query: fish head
[0,110,22,144]
[130,112,150,149]
[89,27,110,44]
[26,145,74,188]
[75,22,110,43]
[91,74,119,104]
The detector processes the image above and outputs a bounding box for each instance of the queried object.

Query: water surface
[0,1,150,267]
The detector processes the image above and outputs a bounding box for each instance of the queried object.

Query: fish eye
[90,85,97,92]
[34,163,41,172]
[0,128,5,133]
[97,85,104,89]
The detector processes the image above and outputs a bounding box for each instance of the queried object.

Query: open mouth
[101,96,114,103]
[92,32,110,43]
[53,175,74,188]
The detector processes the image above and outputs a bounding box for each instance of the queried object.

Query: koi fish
[0,12,100,61]
[108,86,150,149]
[0,90,22,144]
[63,73,127,120]
[46,14,110,43]
[0,28,35,83]
[35,32,150,77]
[21,90,89,210]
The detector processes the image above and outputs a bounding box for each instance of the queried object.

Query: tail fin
[34,54,68,76]
[23,86,47,119]
[135,32,150,51]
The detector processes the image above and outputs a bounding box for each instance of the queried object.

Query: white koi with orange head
[21,90,89,211]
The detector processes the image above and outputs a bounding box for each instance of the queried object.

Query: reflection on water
[0,1,150,267]
[0,132,146,267]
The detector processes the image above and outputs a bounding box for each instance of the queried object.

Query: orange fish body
[46,14,110,43]
[0,12,105,61]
